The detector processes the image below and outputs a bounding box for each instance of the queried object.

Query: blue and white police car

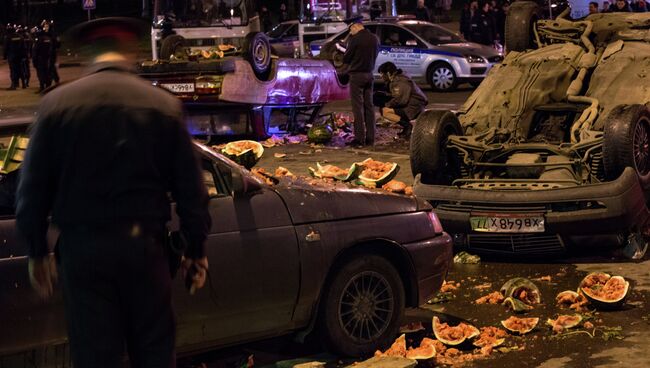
[311,20,503,91]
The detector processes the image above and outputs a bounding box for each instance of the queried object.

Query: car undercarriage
[411,10,650,256]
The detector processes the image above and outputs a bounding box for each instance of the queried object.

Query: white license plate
[161,83,195,93]
[470,215,545,233]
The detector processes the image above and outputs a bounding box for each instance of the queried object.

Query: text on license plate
[160,83,195,93]
[470,215,545,233]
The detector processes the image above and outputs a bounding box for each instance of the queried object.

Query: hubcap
[253,40,268,67]
[338,271,394,343]
[633,118,650,176]
[432,67,454,90]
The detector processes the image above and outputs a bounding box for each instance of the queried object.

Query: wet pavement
[2,57,649,368]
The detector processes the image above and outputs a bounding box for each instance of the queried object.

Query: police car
[311,20,503,91]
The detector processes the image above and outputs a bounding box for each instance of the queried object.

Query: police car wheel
[428,63,457,92]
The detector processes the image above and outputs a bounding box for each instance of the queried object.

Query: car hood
[273,181,427,224]
[436,42,500,59]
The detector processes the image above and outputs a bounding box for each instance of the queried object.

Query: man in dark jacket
[17,18,211,367]
[471,1,496,46]
[376,62,428,138]
[343,19,379,146]
[415,0,431,21]
[20,26,33,88]
[32,25,53,92]
[3,24,25,90]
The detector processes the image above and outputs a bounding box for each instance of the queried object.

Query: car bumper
[413,168,649,254]
[453,60,498,80]
[404,232,453,306]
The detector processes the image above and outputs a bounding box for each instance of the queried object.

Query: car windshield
[268,23,293,38]
[403,23,464,45]
[155,0,253,28]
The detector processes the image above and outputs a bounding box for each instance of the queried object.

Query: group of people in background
[3,20,60,92]
[459,0,507,47]
[589,0,650,13]
[260,3,291,32]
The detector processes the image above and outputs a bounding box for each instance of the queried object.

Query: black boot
[397,121,412,138]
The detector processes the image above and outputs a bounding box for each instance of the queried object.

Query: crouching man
[376,62,428,137]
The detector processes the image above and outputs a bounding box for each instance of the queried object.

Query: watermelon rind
[432,316,479,347]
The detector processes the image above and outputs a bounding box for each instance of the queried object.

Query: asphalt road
[1,62,649,368]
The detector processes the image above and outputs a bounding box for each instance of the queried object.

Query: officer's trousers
[58,221,176,368]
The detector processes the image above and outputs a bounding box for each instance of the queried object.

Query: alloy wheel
[633,117,650,176]
[338,271,394,343]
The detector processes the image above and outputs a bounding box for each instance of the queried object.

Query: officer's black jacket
[16,62,211,259]
[342,28,379,74]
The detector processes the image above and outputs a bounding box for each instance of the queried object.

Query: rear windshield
[403,24,463,45]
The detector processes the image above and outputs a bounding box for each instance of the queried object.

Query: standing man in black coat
[44,20,61,84]
[17,17,211,367]
[20,26,33,88]
[3,24,25,90]
[32,24,53,92]
[415,0,432,21]
[471,1,496,46]
[343,19,379,146]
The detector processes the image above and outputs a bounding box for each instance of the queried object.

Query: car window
[268,23,293,38]
[201,158,230,197]
[403,24,464,45]
[333,29,350,43]
[286,24,298,37]
[379,25,423,47]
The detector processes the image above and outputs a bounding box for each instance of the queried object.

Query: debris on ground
[428,292,456,304]
[475,291,505,305]
[274,153,287,158]
[473,282,493,291]
[441,281,461,293]
[453,251,481,264]
[473,326,507,348]
[399,322,426,334]
[547,314,583,334]
[533,275,552,282]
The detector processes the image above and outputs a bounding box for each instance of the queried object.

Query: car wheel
[242,32,272,80]
[603,104,650,189]
[321,255,405,357]
[428,63,457,92]
[160,34,186,60]
[410,110,463,185]
[505,1,539,53]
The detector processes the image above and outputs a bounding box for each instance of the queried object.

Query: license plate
[160,83,194,93]
[470,215,545,233]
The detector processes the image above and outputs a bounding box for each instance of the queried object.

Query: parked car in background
[0,119,453,362]
[267,20,300,57]
[312,19,503,91]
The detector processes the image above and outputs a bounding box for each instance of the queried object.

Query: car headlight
[465,55,486,63]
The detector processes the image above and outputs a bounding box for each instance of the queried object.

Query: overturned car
[411,8,650,256]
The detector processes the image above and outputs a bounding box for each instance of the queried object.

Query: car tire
[603,104,650,189]
[410,110,463,185]
[242,32,272,80]
[321,255,405,357]
[160,34,186,60]
[427,62,457,92]
[505,1,539,53]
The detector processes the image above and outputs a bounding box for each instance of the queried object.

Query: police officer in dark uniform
[44,20,61,84]
[16,17,211,367]
[342,18,380,146]
[32,23,53,92]
[3,24,26,90]
[20,26,33,88]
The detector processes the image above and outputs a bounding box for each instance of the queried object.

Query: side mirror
[231,167,263,196]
